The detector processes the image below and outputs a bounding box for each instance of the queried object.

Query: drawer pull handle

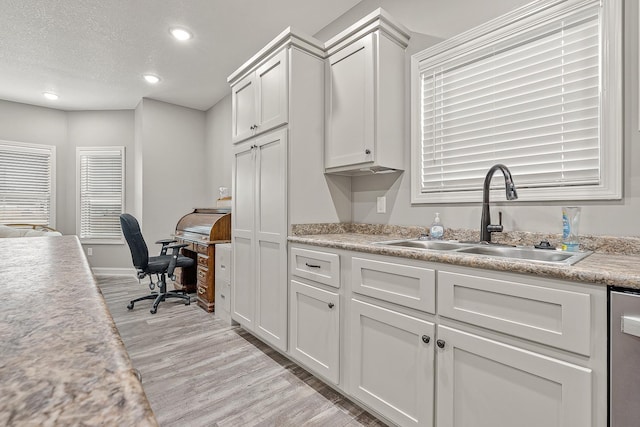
[305,262,321,268]
[198,288,205,294]
[328,302,335,309]
[422,335,430,344]
[436,339,445,349]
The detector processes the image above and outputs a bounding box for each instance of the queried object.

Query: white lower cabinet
[289,279,340,384]
[436,325,592,427]
[349,298,435,427]
[286,246,606,427]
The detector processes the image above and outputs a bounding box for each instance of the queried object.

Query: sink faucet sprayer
[480,164,518,242]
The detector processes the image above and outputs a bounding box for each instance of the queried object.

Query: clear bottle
[430,212,444,240]
[561,207,581,251]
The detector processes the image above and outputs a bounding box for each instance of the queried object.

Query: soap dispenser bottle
[430,213,444,240]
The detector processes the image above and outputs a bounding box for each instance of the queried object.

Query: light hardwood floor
[97,276,387,427]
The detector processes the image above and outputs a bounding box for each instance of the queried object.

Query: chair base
[127,274,191,314]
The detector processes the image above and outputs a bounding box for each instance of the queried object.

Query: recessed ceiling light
[43,92,58,100]
[143,74,160,84]
[170,27,192,41]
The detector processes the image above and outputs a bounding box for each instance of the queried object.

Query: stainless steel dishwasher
[610,288,640,426]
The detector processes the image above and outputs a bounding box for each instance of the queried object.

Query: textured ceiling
[0,0,533,112]
[0,0,361,111]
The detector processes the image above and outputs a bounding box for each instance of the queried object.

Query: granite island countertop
[0,235,157,426]
[289,232,640,290]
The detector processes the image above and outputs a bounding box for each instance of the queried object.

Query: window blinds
[78,148,124,240]
[420,3,600,194]
[0,142,54,225]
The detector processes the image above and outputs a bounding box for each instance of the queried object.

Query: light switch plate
[377,196,386,214]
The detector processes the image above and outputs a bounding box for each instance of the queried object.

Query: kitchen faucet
[480,164,518,242]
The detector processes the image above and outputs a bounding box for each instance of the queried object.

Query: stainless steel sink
[375,238,591,265]
[456,245,591,265]
[375,239,472,251]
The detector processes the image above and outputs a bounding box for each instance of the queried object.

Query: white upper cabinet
[324,8,410,175]
[230,47,288,143]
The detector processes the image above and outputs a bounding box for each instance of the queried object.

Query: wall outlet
[87,247,93,256]
[377,196,386,214]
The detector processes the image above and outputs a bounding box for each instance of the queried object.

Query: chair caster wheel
[185,300,190,306]
[127,303,134,310]
[150,308,157,314]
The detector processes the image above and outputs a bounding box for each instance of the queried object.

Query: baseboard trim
[92,267,137,277]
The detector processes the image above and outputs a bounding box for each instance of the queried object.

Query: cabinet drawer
[438,271,591,355]
[197,253,209,268]
[216,280,231,312]
[195,243,208,254]
[290,247,340,288]
[352,257,435,313]
[215,245,231,282]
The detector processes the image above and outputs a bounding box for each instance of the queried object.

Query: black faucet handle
[487,224,504,233]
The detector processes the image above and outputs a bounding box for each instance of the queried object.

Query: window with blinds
[0,141,55,226]
[77,147,124,242]
[411,0,621,203]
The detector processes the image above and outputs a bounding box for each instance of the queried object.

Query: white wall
[316,0,640,238]
[67,110,135,268]
[205,94,232,201]
[137,98,208,245]
[0,100,68,229]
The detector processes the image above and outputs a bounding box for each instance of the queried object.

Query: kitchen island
[0,235,157,426]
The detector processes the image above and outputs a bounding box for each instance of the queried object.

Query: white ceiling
[0,0,361,111]
[0,0,532,112]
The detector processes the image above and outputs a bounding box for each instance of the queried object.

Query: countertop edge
[289,234,640,289]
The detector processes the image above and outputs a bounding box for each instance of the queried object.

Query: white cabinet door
[231,49,288,144]
[231,143,256,327]
[231,73,257,143]
[256,49,288,136]
[325,33,375,169]
[254,129,288,352]
[436,325,592,427]
[289,279,340,384]
[231,129,287,349]
[349,298,434,427]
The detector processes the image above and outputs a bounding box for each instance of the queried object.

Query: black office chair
[120,213,194,314]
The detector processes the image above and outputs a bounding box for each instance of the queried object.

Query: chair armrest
[155,238,177,255]
[166,243,189,278]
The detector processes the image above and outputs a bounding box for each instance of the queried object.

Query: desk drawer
[197,253,209,268]
[195,243,208,254]
[438,271,591,355]
[290,247,340,288]
[197,266,210,286]
[352,256,435,313]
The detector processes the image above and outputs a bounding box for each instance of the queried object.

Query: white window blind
[77,147,124,242]
[412,0,621,203]
[0,141,55,226]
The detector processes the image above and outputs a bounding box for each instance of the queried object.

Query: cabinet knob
[328,302,335,309]
[365,149,371,155]
[421,335,430,344]
[436,339,446,349]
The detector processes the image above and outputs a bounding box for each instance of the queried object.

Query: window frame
[0,139,56,227]
[76,146,125,244]
[410,0,622,204]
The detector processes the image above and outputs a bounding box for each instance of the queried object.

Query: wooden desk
[173,239,230,312]
[0,236,157,426]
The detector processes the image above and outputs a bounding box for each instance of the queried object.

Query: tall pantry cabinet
[228,29,340,352]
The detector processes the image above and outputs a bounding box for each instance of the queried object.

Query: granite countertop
[0,236,157,426]
[289,232,640,290]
